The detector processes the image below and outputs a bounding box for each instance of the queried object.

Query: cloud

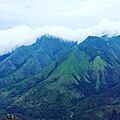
[0,0,120,29]
[0,19,120,55]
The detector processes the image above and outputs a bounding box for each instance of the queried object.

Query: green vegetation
[54,48,89,75]
[93,56,107,89]
[93,56,107,72]
[0,35,120,120]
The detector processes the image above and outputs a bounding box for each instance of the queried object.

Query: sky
[0,0,120,29]
[0,0,120,55]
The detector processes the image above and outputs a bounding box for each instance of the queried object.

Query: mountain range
[0,35,120,120]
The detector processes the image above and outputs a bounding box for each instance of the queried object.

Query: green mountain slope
[0,35,120,120]
[0,35,75,88]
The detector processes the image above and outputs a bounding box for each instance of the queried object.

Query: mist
[0,19,120,55]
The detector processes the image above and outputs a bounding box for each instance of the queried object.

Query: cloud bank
[0,19,120,55]
[0,0,120,29]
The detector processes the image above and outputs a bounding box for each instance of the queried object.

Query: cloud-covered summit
[0,20,120,55]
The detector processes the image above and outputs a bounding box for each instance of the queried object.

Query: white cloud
[0,20,120,55]
[0,0,120,29]
[0,25,36,55]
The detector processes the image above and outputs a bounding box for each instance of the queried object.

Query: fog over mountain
[0,19,120,55]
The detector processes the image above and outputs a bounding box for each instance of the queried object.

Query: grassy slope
[11,44,114,119]
[1,36,120,119]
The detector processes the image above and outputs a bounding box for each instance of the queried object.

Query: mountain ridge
[0,35,120,120]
